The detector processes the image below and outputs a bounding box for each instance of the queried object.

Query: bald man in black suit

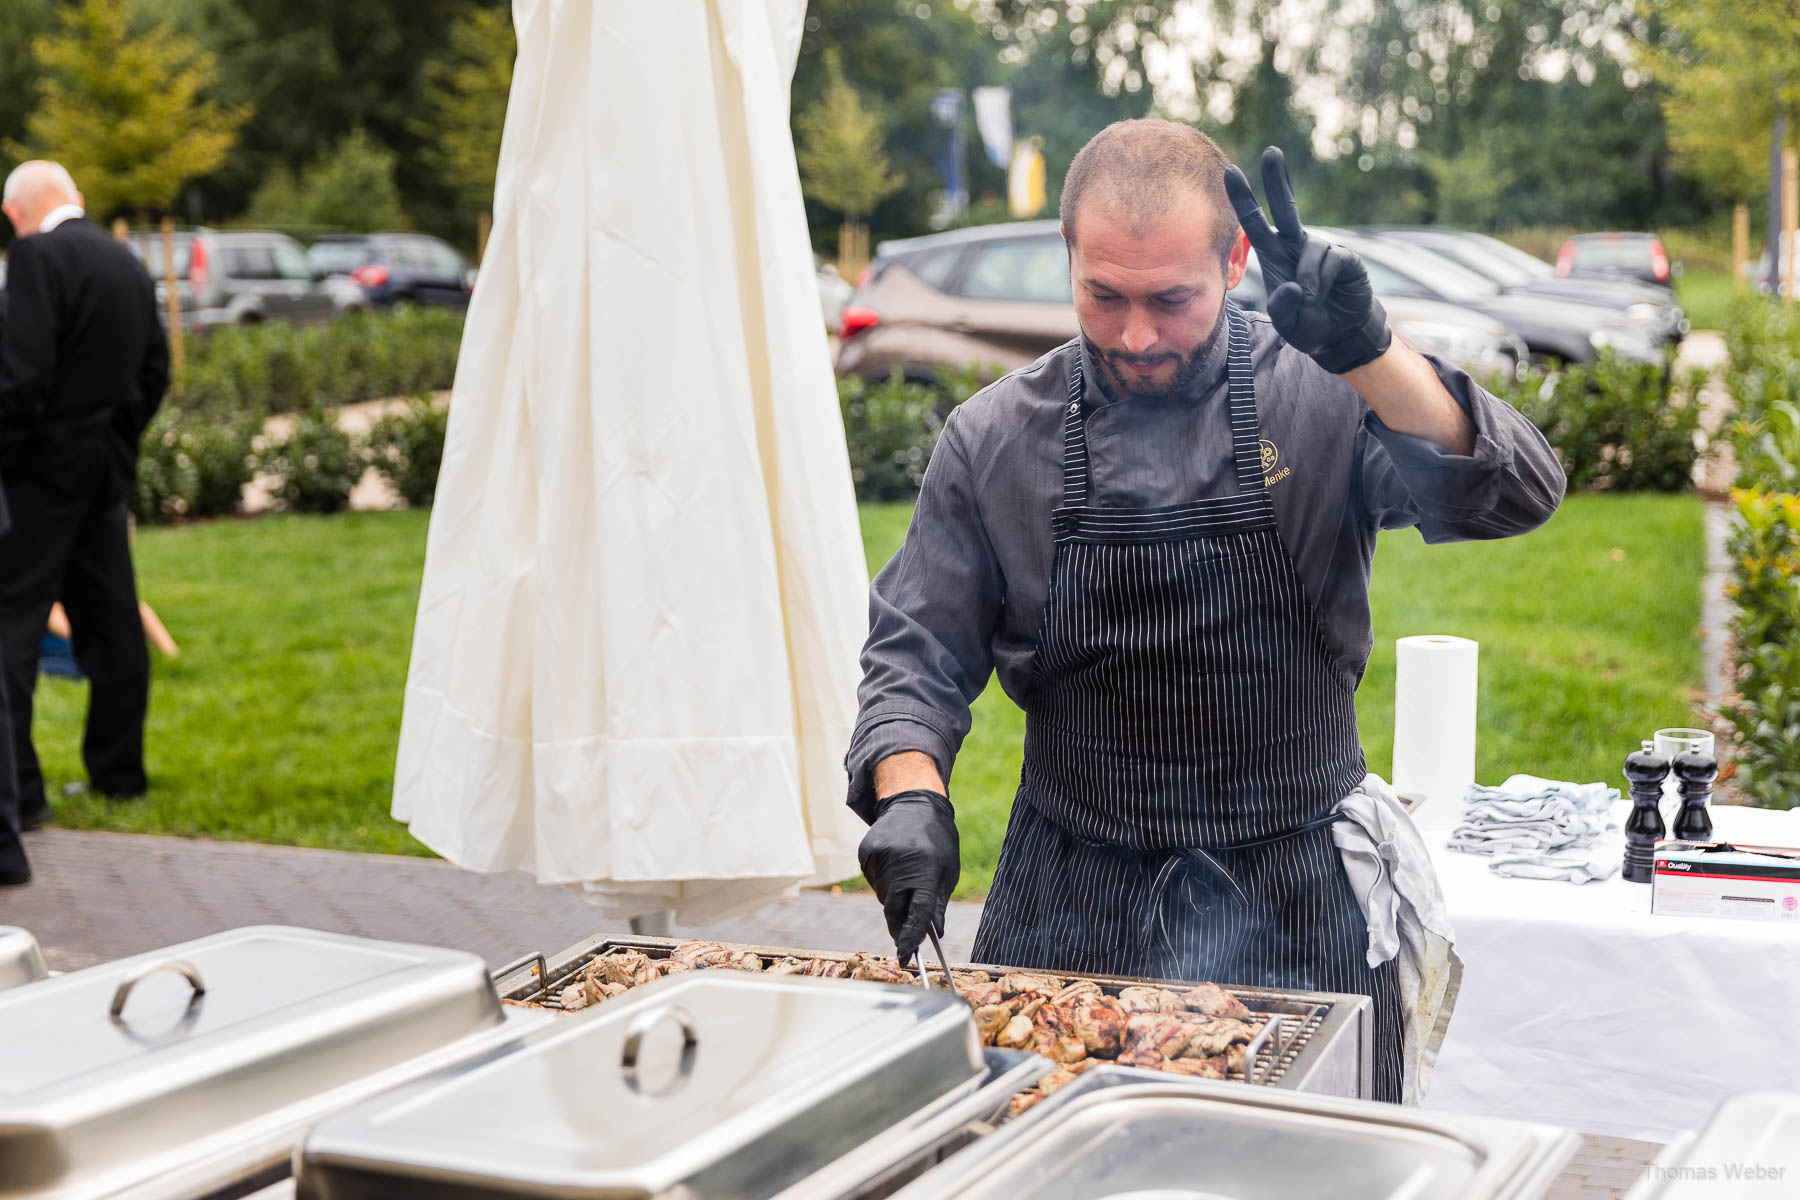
[0,161,169,884]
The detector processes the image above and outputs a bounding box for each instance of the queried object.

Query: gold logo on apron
[1259,439,1290,487]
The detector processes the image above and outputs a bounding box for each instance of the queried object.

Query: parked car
[1312,227,1665,366]
[815,254,853,331]
[129,227,354,329]
[1554,231,1678,289]
[833,221,1526,386]
[308,233,475,310]
[1361,226,1685,346]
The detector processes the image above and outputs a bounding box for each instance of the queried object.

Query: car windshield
[1467,234,1556,280]
[1572,238,1652,270]
[1354,238,1499,302]
[1418,236,1538,287]
[309,241,375,272]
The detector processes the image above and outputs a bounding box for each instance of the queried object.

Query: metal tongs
[910,928,956,991]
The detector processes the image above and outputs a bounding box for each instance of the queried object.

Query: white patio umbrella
[392,0,870,925]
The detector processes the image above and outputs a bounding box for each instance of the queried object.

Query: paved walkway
[3,825,1657,1197]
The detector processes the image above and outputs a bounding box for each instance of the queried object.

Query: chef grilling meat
[847,121,1565,1105]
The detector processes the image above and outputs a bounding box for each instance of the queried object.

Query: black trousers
[0,658,25,878]
[0,475,149,820]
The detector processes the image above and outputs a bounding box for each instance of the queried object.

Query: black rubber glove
[1224,146,1392,375]
[857,788,960,966]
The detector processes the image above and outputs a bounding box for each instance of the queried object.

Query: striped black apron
[971,304,1404,1102]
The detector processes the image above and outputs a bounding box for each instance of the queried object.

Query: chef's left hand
[1224,146,1392,375]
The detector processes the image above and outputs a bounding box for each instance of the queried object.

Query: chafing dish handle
[110,958,206,1019]
[489,951,548,990]
[1240,1013,1280,1085]
[621,1004,698,1097]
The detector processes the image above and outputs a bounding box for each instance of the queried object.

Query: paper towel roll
[1392,634,1478,831]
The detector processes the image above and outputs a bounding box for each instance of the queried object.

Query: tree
[10,0,248,216]
[156,0,500,244]
[0,1,53,163]
[417,3,515,219]
[1647,0,1800,204]
[794,0,1011,246]
[246,126,408,230]
[795,50,904,274]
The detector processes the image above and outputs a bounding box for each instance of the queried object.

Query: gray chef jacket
[847,306,1567,818]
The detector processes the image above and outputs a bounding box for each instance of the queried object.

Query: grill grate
[502,937,1331,1090]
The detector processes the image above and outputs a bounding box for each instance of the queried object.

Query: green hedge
[133,308,463,523]
[176,308,463,417]
[836,365,988,503]
[1720,296,1800,807]
[1486,350,1704,493]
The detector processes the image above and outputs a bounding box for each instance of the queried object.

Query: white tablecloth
[1422,801,1800,1141]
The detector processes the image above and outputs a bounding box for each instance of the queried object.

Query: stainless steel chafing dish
[885,1066,1578,1200]
[0,924,552,1199]
[504,935,1374,1098]
[0,924,47,991]
[294,970,1052,1200]
[1625,1090,1800,1199]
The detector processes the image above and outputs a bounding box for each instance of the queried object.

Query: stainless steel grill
[501,935,1373,1099]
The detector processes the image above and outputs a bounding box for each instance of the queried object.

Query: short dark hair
[1060,119,1239,268]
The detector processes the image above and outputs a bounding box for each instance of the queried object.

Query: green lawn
[1676,269,1735,332]
[37,494,1704,898]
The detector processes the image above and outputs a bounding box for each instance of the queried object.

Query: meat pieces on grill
[846,952,918,984]
[1121,1012,1191,1060]
[1032,995,1127,1058]
[1179,982,1252,1020]
[995,1013,1036,1050]
[997,972,1065,998]
[1007,1060,1097,1116]
[586,950,656,988]
[974,1004,1013,1044]
[583,976,630,1007]
[1163,1055,1228,1079]
[958,981,1004,1008]
[1117,985,1184,1014]
[1030,1030,1089,1064]
[1049,981,1103,1005]
[765,956,814,975]
[1179,1017,1259,1058]
[667,941,766,972]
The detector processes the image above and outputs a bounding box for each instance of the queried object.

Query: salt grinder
[1622,740,1670,884]
[1671,748,1718,843]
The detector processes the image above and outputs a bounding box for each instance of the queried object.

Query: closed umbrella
[392,0,868,924]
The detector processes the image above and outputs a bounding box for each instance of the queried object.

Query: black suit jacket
[0,218,170,501]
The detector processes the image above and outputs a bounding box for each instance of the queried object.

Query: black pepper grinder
[1671,748,1718,843]
[1623,740,1670,883]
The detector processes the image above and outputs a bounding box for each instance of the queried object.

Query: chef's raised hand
[857,788,960,966]
[1224,146,1392,375]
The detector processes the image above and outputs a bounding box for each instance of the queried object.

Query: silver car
[131,227,360,329]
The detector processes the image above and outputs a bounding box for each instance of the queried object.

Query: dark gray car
[1315,227,1666,366]
[1361,226,1685,346]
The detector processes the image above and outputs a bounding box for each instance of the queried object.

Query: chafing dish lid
[0,924,48,991]
[890,1068,1576,1200]
[0,925,504,1195]
[1635,1090,1800,1198]
[296,971,988,1200]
